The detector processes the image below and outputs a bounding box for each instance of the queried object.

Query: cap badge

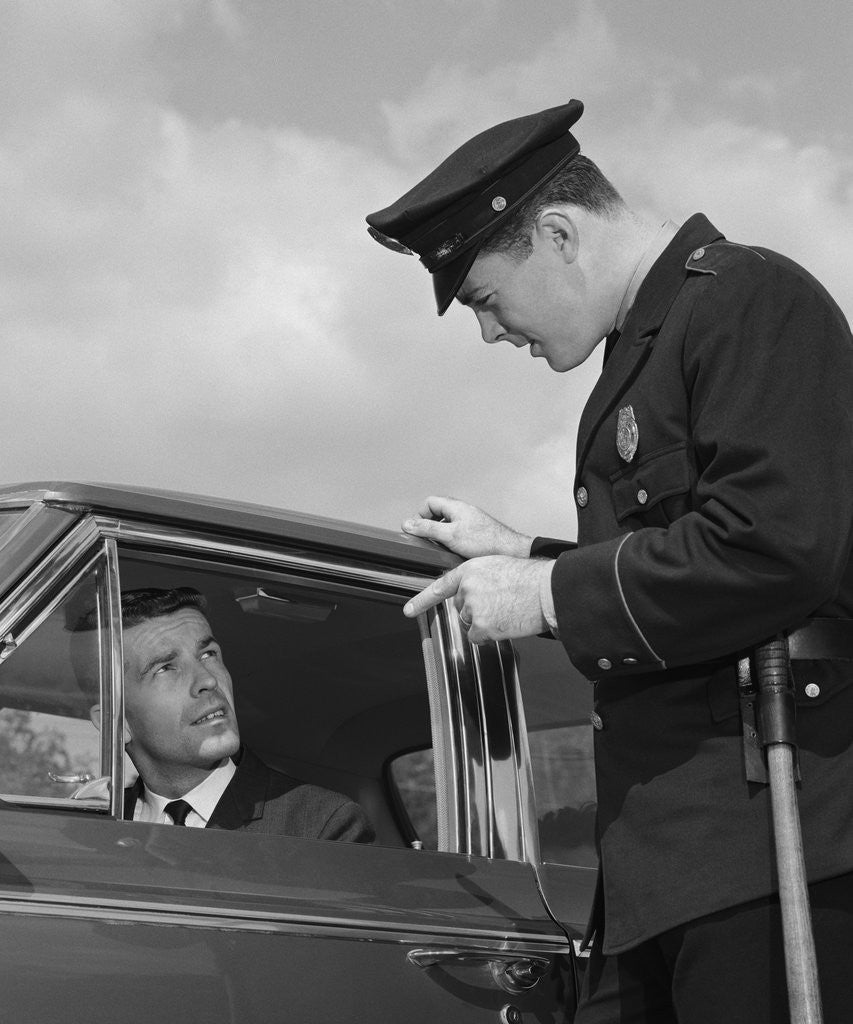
[616,405,639,463]
[428,233,464,262]
[491,195,507,212]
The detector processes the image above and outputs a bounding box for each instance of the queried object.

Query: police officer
[367,101,853,1022]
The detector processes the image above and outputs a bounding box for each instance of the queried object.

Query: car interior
[0,529,596,866]
[0,542,436,850]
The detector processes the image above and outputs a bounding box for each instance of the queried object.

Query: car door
[510,632,599,974]
[0,504,578,1023]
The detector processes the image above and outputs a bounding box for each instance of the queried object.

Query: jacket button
[637,489,648,505]
[590,712,604,730]
[597,657,612,671]
[622,657,638,665]
[692,247,705,260]
[804,683,820,698]
[576,486,589,508]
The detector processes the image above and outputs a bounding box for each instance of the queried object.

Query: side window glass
[116,550,437,850]
[513,635,597,867]
[0,559,105,805]
[386,747,437,850]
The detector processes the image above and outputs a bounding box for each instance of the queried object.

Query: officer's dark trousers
[574,872,853,1024]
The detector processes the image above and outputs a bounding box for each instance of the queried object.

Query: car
[0,481,597,1023]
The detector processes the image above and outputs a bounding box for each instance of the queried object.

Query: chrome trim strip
[419,610,460,854]
[104,537,125,809]
[93,516,435,595]
[442,603,484,856]
[0,891,571,950]
[498,639,540,865]
[0,491,52,511]
[0,795,108,811]
[471,643,496,859]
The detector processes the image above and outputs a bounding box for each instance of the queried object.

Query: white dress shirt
[133,758,237,827]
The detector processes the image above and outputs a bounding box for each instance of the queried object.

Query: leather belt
[787,618,853,661]
[738,618,853,785]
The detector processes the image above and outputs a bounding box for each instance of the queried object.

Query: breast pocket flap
[611,443,691,523]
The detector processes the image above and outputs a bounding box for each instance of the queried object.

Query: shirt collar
[137,758,237,826]
[615,219,680,331]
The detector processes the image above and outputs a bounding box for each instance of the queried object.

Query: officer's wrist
[537,559,559,638]
[513,532,534,558]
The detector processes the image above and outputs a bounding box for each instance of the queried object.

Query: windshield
[0,511,24,547]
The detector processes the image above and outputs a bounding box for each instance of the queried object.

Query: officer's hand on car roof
[402,496,532,560]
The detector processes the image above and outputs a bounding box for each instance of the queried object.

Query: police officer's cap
[366,99,583,315]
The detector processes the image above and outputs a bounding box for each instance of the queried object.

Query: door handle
[407,947,552,993]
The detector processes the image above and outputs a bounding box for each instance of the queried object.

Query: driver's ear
[89,703,132,745]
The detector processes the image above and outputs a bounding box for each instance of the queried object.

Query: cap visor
[432,246,481,316]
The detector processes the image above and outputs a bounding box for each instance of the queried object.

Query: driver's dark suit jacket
[124,747,375,844]
[531,214,853,955]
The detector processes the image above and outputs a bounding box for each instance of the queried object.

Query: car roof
[0,481,460,574]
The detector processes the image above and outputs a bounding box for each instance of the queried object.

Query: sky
[1,0,851,540]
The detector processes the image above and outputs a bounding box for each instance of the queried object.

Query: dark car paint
[0,483,591,1022]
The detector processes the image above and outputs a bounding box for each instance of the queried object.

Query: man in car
[366,100,853,1021]
[80,586,374,841]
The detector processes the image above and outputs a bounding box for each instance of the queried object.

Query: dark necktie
[164,799,194,826]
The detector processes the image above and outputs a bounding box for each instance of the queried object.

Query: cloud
[367,6,851,532]
[0,1,849,539]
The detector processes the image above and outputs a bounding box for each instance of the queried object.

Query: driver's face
[122,608,240,790]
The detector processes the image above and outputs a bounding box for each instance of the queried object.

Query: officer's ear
[534,208,579,264]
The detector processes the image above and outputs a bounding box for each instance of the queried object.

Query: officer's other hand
[403,555,550,643]
[402,496,532,559]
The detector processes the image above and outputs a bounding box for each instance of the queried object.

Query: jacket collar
[123,776,143,820]
[206,746,266,830]
[621,213,724,342]
[575,214,724,477]
[123,747,269,829]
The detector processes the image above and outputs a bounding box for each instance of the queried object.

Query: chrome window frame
[0,516,114,813]
[0,508,524,861]
[96,514,498,858]
[472,639,541,864]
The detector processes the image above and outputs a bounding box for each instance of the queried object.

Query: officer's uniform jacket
[532,214,853,955]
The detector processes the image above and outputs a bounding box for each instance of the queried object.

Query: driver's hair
[72,587,207,632]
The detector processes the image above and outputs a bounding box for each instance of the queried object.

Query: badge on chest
[617,405,639,463]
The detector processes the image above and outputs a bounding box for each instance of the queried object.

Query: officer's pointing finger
[403,570,461,618]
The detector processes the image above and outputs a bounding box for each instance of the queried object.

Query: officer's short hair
[481,155,626,260]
